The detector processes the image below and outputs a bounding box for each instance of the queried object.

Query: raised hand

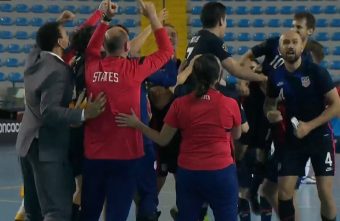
[138,0,157,19]
[105,0,118,19]
[57,10,76,23]
[158,8,168,23]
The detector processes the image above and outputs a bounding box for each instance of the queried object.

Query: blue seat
[0,72,7,81]
[191,19,202,27]
[238,46,249,55]
[16,17,30,26]
[7,44,21,53]
[224,33,235,41]
[295,6,307,13]
[16,4,30,13]
[253,19,265,27]
[192,6,202,15]
[280,6,293,14]
[0,31,13,39]
[6,58,20,67]
[331,19,340,27]
[64,21,75,28]
[225,6,233,15]
[123,19,137,28]
[269,32,280,38]
[31,18,44,27]
[226,46,235,55]
[316,19,328,28]
[268,19,280,27]
[78,6,93,14]
[75,18,86,26]
[283,19,293,28]
[265,6,278,15]
[110,19,120,26]
[315,32,329,41]
[31,32,37,40]
[47,5,62,14]
[253,33,266,41]
[238,19,250,27]
[226,19,234,28]
[333,47,340,55]
[63,5,77,13]
[320,60,328,69]
[125,6,138,15]
[310,5,322,14]
[8,72,24,86]
[129,32,136,40]
[31,4,45,13]
[117,7,124,15]
[324,5,337,14]
[323,47,329,55]
[0,17,13,26]
[238,33,251,41]
[22,44,33,54]
[0,4,14,12]
[332,32,340,41]
[15,31,30,40]
[250,6,263,15]
[235,6,248,15]
[0,44,5,53]
[330,61,340,70]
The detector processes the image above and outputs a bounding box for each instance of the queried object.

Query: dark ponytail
[192,54,221,98]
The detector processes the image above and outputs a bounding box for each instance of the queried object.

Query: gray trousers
[20,139,75,221]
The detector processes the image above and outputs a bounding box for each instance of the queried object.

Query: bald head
[104,26,129,55]
[279,30,304,64]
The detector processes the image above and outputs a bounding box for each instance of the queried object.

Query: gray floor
[1,144,340,221]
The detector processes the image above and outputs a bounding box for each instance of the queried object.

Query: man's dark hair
[71,25,95,55]
[294,12,316,30]
[306,40,324,64]
[36,22,62,51]
[104,27,128,54]
[193,54,221,98]
[200,2,226,29]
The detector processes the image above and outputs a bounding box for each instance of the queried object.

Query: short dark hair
[200,2,226,29]
[36,22,62,51]
[71,25,95,55]
[104,27,128,54]
[193,54,221,98]
[294,12,316,30]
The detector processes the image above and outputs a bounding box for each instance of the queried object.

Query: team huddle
[15,0,340,221]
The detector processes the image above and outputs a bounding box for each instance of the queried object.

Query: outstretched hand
[104,0,118,19]
[138,0,157,19]
[115,108,140,128]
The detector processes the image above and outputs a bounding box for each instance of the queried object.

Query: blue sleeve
[252,37,278,58]
[266,72,279,98]
[148,59,178,87]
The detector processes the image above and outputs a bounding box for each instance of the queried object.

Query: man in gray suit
[16,16,106,221]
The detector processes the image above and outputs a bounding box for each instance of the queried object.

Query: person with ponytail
[115,54,241,221]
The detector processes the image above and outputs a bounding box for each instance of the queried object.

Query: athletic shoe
[170,207,178,221]
[300,176,316,184]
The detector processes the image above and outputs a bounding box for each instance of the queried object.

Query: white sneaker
[301,176,316,184]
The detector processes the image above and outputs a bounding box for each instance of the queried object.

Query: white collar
[46,51,64,62]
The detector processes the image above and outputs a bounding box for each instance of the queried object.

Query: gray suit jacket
[16,46,83,162]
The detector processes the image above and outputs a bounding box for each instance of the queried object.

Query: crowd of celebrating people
[14,0,340,221]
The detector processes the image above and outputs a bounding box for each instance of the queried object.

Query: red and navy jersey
[164,89,241,170]
[84,23,173,160]
[251,37,314,76]
[267,60,335,142]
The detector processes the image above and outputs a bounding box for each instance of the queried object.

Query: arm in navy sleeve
[148,59,178,87]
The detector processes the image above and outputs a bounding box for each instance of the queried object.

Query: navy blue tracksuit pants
[176,164,238,221]
[81,158,138,221]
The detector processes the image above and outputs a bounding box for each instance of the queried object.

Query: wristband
[102,13,112,23]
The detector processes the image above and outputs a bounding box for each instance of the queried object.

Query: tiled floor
[1,144,340,221]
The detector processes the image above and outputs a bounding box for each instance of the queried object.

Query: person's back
[169,89,239,170]
[84,9,173,160]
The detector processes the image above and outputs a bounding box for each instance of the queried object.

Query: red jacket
[84,23,173,160]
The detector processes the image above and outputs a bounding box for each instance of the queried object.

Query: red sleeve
[85,22,108,60]
[231,99,241,127]
[337,86,340,96]
[163,99,180,129]
[78,10,102,29]
[131,28,174,82]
